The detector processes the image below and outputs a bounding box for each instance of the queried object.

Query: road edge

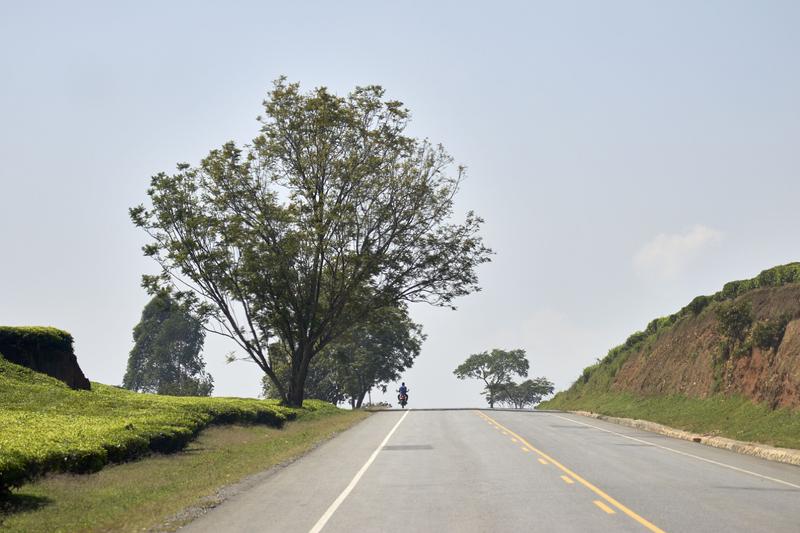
[156,412,372,532]
[569,410,800,467]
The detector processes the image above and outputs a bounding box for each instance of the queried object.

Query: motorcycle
[397,390,410,409]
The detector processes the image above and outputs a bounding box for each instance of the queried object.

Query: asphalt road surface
[180,410,800,533]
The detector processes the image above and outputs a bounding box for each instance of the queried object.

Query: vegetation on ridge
[542,262,800,405]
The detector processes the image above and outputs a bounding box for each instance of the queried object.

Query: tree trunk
[355,391,367,409]
[287,344,312,407]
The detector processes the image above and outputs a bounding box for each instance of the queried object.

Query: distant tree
[495,378,555,409]
[332,306,424,408]
[132,78,491,406]
[262,306,424,408]
[123,294,213,396]
[453,348,529,408]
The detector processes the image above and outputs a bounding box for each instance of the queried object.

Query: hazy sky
[2,1,799,407]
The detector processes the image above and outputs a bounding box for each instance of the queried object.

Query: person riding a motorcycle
[397,382,409,407]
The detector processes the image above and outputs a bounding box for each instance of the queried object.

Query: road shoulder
[569,409,800,466]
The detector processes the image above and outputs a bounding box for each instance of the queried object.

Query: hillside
[0,353,332,493]
[541,263,800,448]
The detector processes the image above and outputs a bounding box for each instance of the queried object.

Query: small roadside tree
[495,378,555,409]
[331,306,424,408]
[453,348,529,408]
[132,78,491,406]
[123,294,213,396]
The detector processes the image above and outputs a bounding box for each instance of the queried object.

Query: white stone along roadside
[571,410,800,467]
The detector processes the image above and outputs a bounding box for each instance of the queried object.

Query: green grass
[541,392,800,449]
[0,355,332,492]
[0,409,368,532]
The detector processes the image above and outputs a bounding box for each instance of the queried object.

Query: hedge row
[0,356,331,493]
[0,326,74,356]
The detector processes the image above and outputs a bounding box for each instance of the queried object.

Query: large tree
[263,306,424,408]
[261,344,345,405]
[453,348,529,408]
[123,293,213,396]
[132,78,490,406]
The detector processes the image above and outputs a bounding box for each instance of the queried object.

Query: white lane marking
[309,411,410,533]
[550,414,800,490]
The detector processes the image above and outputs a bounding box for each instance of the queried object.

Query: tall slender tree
[132,78,490,406]
[123,293,213,396]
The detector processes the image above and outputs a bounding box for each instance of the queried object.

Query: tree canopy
[263,306,423,408]
[122,293,213,396]
[495,378,555,409]
[453,348,529,408]
[132,78,490,405]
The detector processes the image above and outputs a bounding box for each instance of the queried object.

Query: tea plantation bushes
[0,356,325,493]
[0,326,90,389]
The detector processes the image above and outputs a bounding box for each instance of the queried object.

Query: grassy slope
[543,392,800,449]
[0,355,327,491]
[540,263,800,448]
[0,409,368,533]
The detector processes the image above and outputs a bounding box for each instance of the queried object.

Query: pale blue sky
[1,1,798,406]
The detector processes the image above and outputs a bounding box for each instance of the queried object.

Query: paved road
[181,410,800,533]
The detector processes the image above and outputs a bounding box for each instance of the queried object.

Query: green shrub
[623,331,646,349]
[0,326,74,355]
[0,356,330,493]
[555,263,800,407]
[715,300,753,343]
[752,315,791,351]
[580,364,598,384]
[685,295,711,315]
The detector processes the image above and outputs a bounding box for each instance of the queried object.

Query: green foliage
[540,392,800,450]
[454,348,529,408]
[713,263,800,302]
[572,262,800,391]
[0,356,328,493]
[262,306,424,408]
[686,295,711,315]
[123,294,213,396]
[0,410,363,533]
[0,327,73,354]
[715,300,753,343]
[751,315,791,351]
[132,78,491,406]
[262,345,344,405]
[495,377,555,408]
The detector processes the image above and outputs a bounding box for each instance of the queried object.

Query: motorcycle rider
[397,382,408,403]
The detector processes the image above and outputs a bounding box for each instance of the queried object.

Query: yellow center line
[521,447,530,452]
[511,438,518,443]
[476,411,665,533]
[561,475,575,485]
[594,500,616,514]
[538,458,549,465]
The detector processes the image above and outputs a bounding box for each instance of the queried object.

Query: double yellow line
[477,411,666,533]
